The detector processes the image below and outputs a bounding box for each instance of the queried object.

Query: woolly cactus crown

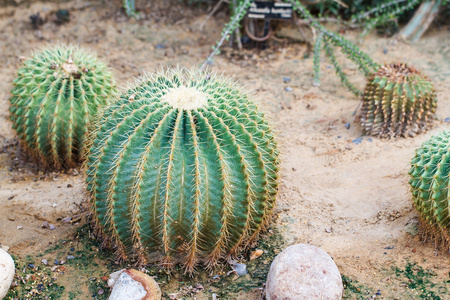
[360,63,436,138]
[9,44,115,169]
[86,68,279,273]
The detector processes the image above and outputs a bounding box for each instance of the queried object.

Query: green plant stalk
[323,37,362,96]
[289,0,380,96]
[313,32,323,87]
[86,68,279,273]
[123,0,139,17]
[360,0,421,38]
[201,0,252,70]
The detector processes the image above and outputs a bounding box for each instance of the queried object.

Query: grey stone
[266,244,343,300]
[0,248,15,299]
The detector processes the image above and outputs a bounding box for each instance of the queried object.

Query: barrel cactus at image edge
[86,68,280,273]
[409,130,450,249]
[9,44,115,169]
[360,63,437,138]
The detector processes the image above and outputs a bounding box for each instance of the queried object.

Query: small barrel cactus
[9,45,115,169]
[86,68,279,273]
[409,130,450,250]
[359,63,437,138]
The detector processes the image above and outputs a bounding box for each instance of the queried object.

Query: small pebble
[285,87,293,92]
[352,137,363,145]
[17,225,23,230]
[250,249,264,260]
[155,44,166,49]
[98,288,104,295]
[67,183,73,188]
[55,259,59,265]
[444,117,450,123]
[62,217,72,223]
[212,275,220,280]
[383,48,388,54]
[28,263,35,268]
[367,138,373,142]
[70,248,75,251]
[345,122,350,129]
[37,283,45,291]
[41,259,48,265]
[41,221,49,228]
[384,246,394,250]
[60,260,66,265]
[283,77,291,83]
[231,263,247,276]
[89,277,97,281]
[49,224,56,230]
[67,255,75,260]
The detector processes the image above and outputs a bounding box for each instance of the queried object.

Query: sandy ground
[0,0,449,299]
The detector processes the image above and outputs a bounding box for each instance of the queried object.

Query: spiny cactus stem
[129,107,174,255]
[33,77,62,156]
[184,110,203,273]
[162,110,183,262]
[212,107,268,256]
[50,78,68,168]
[209,109,254,254]
[102,105,171,261]
[195,110,233,269]
[77,80,89,150]
[66,77,75,166]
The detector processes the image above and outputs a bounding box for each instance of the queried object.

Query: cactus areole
[360,63,437,138]
[9,45,115,169]
[86,69,280,273]
[409,131,450,250]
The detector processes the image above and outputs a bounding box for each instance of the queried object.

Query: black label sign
[247,1,293,20]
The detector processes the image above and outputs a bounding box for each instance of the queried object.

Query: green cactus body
[409,130,450,249]
[360,63,436,138]
[86,68,279,273]
[9,45,115,169]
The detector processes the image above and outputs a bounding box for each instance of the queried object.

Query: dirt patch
[0,0,449,299]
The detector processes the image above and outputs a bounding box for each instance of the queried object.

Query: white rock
[266,244,343,300]
[108,269,161,300]
[0,248,15,299]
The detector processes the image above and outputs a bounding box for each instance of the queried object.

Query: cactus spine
[409,130,450,250]
[86,68,279,273]
[360,63,437,138]
[9,45,115,169]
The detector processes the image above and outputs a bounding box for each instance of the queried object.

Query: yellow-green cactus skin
[9,45,115,169]
[409,130,450,250]
[360,63,436,138]
[85,68,280,273]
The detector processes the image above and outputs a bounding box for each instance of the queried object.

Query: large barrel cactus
[409,130,450,250]
[9,45,115,169]
[360,63,437,138]
[86,68,280,273]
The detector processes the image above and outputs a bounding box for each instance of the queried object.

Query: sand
[0,0,449,299]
